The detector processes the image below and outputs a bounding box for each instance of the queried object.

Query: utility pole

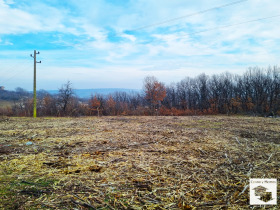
[30,50,41,118]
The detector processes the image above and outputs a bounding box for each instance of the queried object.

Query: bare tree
[6,66,280,117]
[58,81,74,115]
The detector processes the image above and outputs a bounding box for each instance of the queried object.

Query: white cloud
[120,33,136,42]
[0,2,41,34]
[0,1,78,35]
[0,38,13,45]
[4,0,14,5]
[1,0,280,90]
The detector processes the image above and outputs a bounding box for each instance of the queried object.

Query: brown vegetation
[0,116,279,209]
[1,66,280,117]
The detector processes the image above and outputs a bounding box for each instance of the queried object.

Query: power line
[0,59,30,82]
[126,0,248,32]
[0,62,33,85]
[153,14,280,41]
[187,14,280,36]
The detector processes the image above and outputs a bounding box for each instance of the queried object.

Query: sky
[0,0,280,91]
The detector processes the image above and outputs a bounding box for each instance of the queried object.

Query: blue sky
[0,0,280,91]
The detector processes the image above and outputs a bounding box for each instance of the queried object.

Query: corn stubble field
[0,116,279,209]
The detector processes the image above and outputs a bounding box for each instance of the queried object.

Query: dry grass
[0,100,12,108]
[0,115,279,209]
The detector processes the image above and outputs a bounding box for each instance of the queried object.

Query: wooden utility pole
[30,50,41,118]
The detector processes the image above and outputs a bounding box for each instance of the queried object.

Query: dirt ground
[0,116,279,209]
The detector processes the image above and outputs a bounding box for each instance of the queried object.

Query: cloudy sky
[0,0,280,91]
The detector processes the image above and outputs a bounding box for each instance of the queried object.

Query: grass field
[0,116,279,209]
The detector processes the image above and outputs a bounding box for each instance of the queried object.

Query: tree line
[1,66,279,117]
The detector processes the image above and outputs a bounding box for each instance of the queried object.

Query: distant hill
[47,88,141,99]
